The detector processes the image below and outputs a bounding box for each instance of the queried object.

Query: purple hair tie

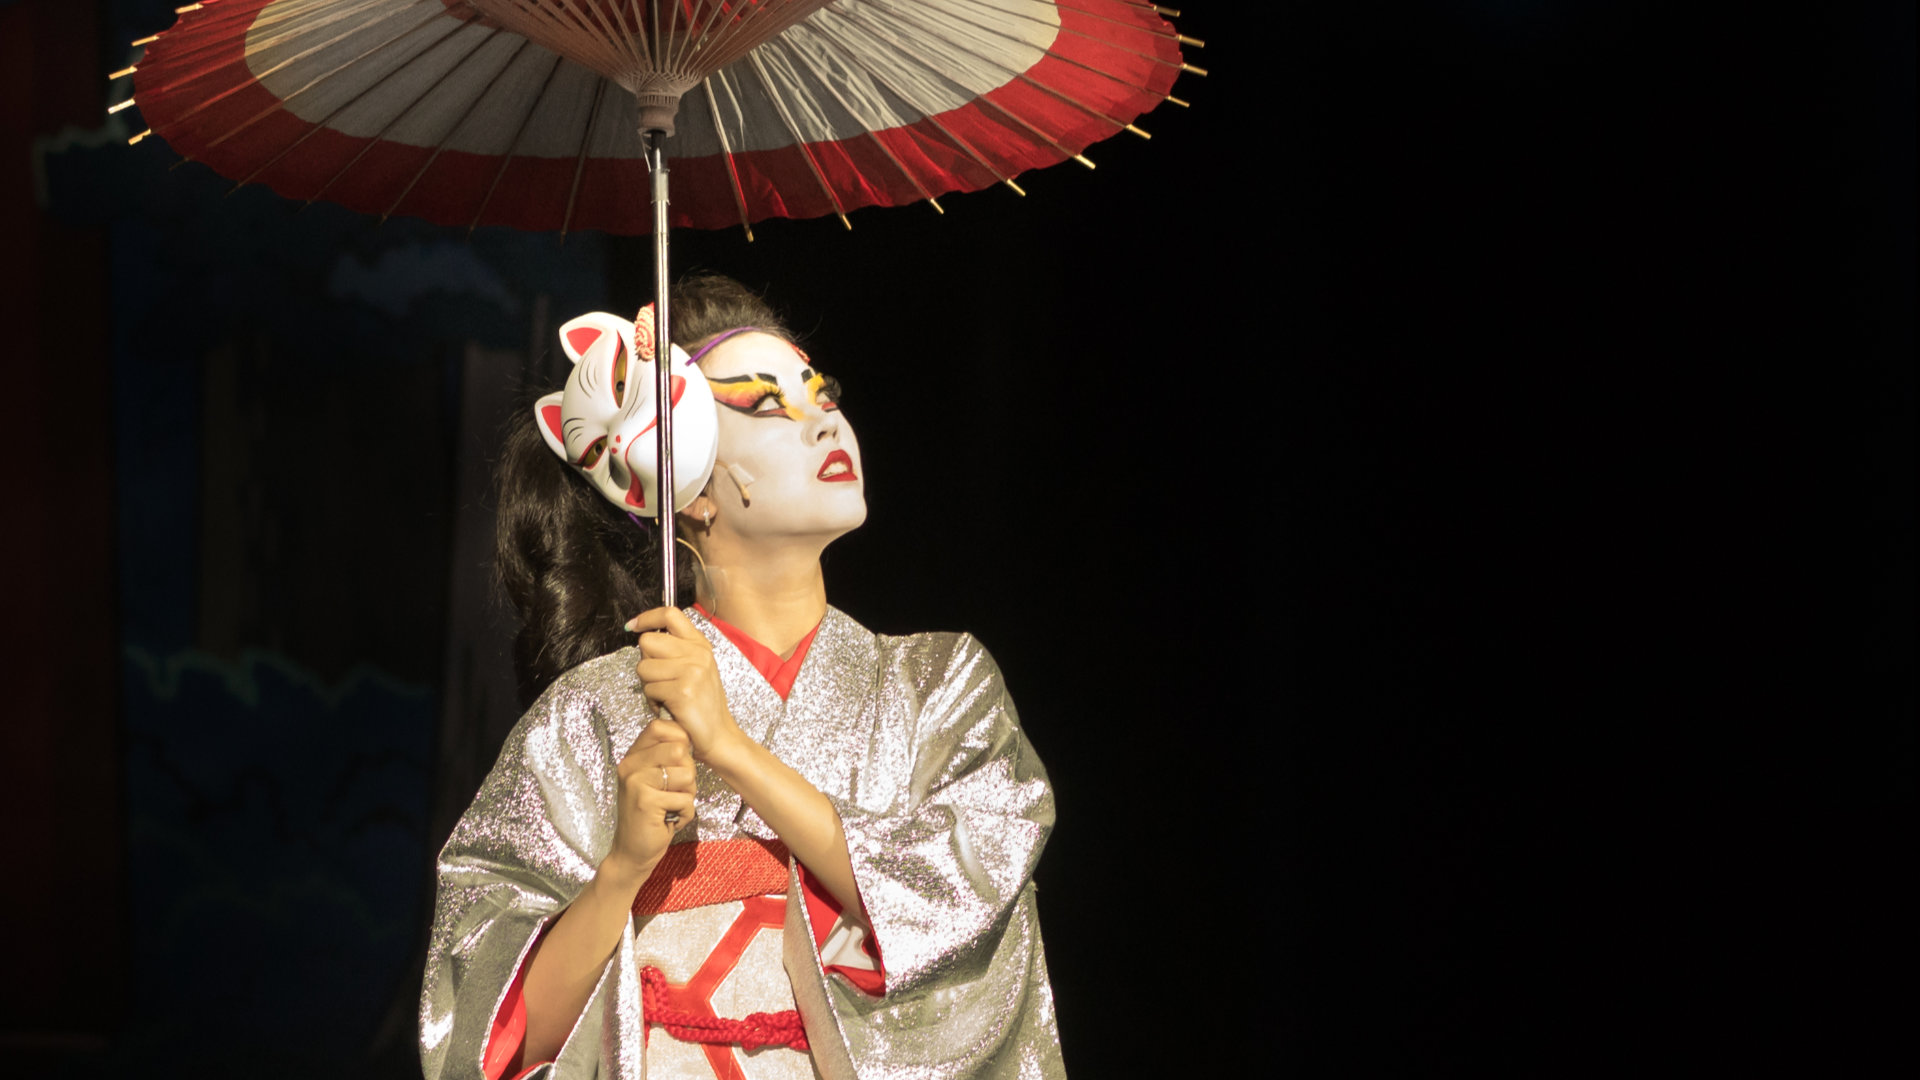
[685,326,761,365]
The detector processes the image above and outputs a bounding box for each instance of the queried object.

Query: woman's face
[697,332,866,544]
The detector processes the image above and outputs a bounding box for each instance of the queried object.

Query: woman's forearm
[706,732,863,914]
[520,856,650,1065]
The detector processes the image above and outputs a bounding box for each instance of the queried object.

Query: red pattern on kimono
[482,611,883,1079]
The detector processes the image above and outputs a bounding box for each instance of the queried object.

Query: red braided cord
[640,966,810,1053]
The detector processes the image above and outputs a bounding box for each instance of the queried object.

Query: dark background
[4,1,1911,1076]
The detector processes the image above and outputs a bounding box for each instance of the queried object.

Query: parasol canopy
[125,0,1202,238]
[120,0,1201,610]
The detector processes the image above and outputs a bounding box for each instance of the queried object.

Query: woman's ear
[678,490,718,530]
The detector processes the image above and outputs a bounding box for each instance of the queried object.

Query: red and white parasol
[125,0,1201,237]
[121,0,1203,603]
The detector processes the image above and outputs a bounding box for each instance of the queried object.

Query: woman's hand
[606,717,696,881]
[627,607,744,761]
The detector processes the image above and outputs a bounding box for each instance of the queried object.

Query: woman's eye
[817,376,842,410]
[611,345,628,405]
[751,393,786,415]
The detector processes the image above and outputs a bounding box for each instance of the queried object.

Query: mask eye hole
[611,342,628,406]
[579,436,608,469]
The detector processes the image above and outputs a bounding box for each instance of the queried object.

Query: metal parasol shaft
[647,129,677,610]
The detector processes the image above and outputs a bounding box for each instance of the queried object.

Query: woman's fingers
[634,658,699,688]
[631,784,696,827]
[621,717,690,764]
[624,606,704,641]
[656,791,695,826]
[654,764,696,793]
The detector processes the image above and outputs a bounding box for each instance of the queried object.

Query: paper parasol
[123,0,1203,603]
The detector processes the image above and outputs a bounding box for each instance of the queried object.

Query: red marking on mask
[622,375,689,508]
[539,404,564,443]
[634,376,688,437]
[565,326,602,357]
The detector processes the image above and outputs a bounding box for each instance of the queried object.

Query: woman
[420,276,1062,1080]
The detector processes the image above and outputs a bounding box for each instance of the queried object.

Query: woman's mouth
[816,449,857,482]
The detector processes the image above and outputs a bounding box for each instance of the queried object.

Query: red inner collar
[693,604,820,701]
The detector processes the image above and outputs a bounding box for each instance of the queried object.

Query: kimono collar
[692,603,821,701]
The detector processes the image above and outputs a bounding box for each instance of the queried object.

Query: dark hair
[496,274,791,705]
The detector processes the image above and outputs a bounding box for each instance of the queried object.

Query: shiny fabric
[421,607,1063,1079]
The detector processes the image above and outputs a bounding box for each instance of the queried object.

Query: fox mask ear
[534,391,568,460]
[557,312,633,367]
[535,312,638,464]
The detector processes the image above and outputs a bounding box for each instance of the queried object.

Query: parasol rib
[554,0,640,72]
[140,0,423,105]
[1004,0,1196,71]
[601,0,641,70]
[745,48,852,227]
[383,32,530,220]
[700,74,757,240]
[304,14,494,206]
[560,72,611,242]
[469,48,567,234]
[778,31,944,210]
[201,3,464,152]
[837,7,1096,171]
[470,0,635,80]
[144,0,416,91]
[869,1,1181,111]
[859,7,1147,134]
[1044,0,1200,49]
[797,18,1022,195]
[230,9,475,189]
[880,0,1193,95]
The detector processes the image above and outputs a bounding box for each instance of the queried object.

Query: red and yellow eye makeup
[708,365,841,420]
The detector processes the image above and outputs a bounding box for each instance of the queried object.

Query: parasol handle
[648,129,676,611]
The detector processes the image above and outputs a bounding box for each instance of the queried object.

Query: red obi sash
[633,836,812,1073]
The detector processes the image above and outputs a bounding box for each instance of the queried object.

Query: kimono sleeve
[787,633,1064,1079]
[419,677,628,1080]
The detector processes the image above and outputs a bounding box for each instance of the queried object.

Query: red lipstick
[816,449,857,482]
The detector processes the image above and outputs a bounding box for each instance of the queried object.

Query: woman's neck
[696,540,829,659]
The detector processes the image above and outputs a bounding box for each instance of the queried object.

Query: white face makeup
[698,332,866,543]
[533,311,719,517]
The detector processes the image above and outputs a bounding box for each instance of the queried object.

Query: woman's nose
[805,408,840,444]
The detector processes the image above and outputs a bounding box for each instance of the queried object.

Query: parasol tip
[838,213,851,231]
[1002,179,1027,197]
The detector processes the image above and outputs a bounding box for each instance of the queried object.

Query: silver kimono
[419,607,1063,1079]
